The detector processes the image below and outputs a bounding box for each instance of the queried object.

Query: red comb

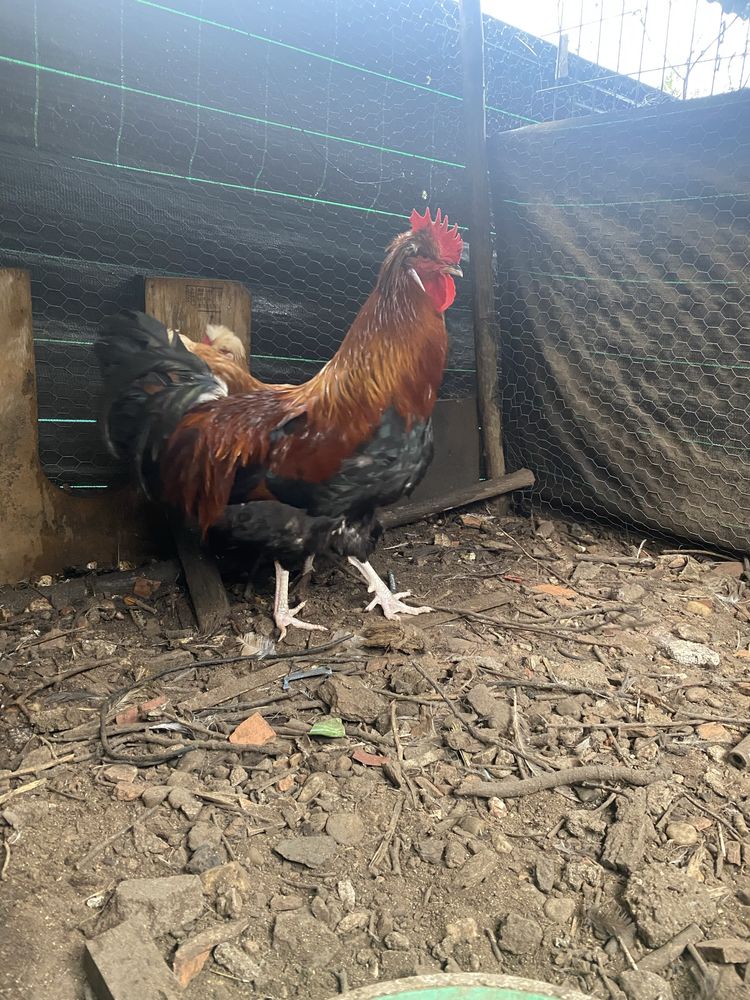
[409,207,463,264]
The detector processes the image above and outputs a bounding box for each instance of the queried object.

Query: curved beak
[442,264,463,278]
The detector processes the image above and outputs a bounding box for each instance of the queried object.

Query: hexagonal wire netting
[0,1,748,550]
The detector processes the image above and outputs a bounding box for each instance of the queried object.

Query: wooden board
[146,277,251,631]
[0,269,162,585]
[145,276,251,354]
[408,397,482,504]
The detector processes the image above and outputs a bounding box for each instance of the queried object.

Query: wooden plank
[169,517,230,634]
[145,276,251,354]
[145,277,250,631]
[0,268,159,585]
[459,0,506,482]
[408,397,481,503]
[381,468,535,529]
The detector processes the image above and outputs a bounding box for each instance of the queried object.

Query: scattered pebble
[325,812,365,846]
[274,835,338,869]
[666,821,700,846]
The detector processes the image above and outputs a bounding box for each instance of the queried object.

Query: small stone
[696,937,750,964]
[444,917,479,943]
[458,815,485,837]
[185,844,227,874]
[84,917,180,999]
[613,583,646,602]
[319,675,387,723]
[297,772,329,804]
[337,879,356,911]
[273,911,341,968]
[102,764,138,784]
[113,781,145,802]
[270,893,306,912]
[200,861,252,898]
[276,774,296,793]
[274,835,337,869]
[618,969,674,1000]
[544,896,576,923]
[497,913,543,955]
[491,832,513,855]
[696,722,733,742]
[229,712,276,746]
[384,931,411,951]
[656,634,720,667]
[172,918,249,987]
[110,875,204,937]
[416,837,445,865]
[213,943,261,983]
[708,561,745,579]
[666,821,700,846]
[686,600,713,617]
[337,911,370,934]
[684,687,710,704]
[535,857,557,893]
[80,638,118,659]
[188,822,222,852]
[168,787,202,821]
[141,785,170,808]
[444,840,470,869]
[217,888,244,919]
[229,766,248,786]
[488,797,507,820]
[325,812,365,846]
[624,862,719,948]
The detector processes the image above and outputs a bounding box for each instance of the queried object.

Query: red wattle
[421,272,455,313]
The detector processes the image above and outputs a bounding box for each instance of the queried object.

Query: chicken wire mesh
[492,88,750,554]
[0,0,672,493]
[1,0,748,558]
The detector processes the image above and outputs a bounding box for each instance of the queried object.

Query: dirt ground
[2,509,750,1000]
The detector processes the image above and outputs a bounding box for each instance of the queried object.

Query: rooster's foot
[273,560,327,641]
[347,557,432,620]
[274,601,327,641]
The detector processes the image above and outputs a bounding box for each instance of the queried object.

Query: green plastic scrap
[308,716,346,739]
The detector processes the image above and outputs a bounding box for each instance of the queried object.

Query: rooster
[97,208,462,636]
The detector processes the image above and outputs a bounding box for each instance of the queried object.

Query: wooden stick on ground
[381,469,534,529]
[455,765,670,800]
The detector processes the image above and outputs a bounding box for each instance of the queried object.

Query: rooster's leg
[347,557,432,619]
[293,555,315,597]
[273,561,327,641]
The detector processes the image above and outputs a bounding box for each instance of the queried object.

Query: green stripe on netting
[0,55,463,169]
[135,0,539,124]
[73,156,407,218]
[524,268,740,287]
[33,340,475,375]
[38,417,97,423]
[592,350,750,373]
[503,192,749,208]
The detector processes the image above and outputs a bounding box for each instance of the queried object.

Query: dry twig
[456,765,670,800]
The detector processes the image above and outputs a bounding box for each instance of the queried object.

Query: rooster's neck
[306,273,448,428]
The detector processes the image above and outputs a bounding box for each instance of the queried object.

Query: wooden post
[0,269,160,584]
[146,276,253,631]
[458,0,506,481]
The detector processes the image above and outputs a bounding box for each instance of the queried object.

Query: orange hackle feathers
[409,208,463,264]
